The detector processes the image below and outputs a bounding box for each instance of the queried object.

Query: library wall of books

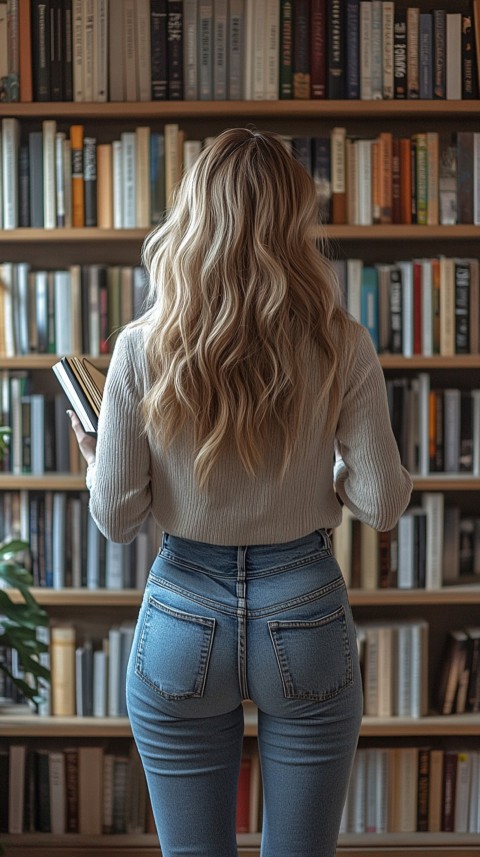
[1,0,480,855]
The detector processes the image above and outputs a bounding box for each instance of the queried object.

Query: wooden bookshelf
[1,27,480,855]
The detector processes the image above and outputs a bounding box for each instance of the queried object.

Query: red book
[236,756,251,834]
[310,0,326,98]
[413,260,423,354]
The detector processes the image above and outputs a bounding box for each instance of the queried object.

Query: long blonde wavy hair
[140,128,352,486]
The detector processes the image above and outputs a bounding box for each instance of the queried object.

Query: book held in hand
[52,357,106,436]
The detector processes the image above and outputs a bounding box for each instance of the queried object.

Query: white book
[370,0,382,99]
[105,541,126,589]
[94,0,108,101]
[252,0,266,99]
[382,1,394,98]
[264,0,279,100]
[183,0,198,99]
[408,620,429,717]
[374,748,390,832]
[421,492,444,590]
[468,752,480,833]
[360,1,372,99]
[54,270,73,354]
[346,259,363,322]
[52,492,66,588]
[42,120,57,229]
[135,0,151,100]
[446,13,462,100]
[55,132,66,227]
[214,0,228,99]
[398,260,413,357]
[420,258,433,355]
[14,262,29,355]
[30,395,45,474]
[112,139,124,228]
[49,752,66,834]
[8,744,26,833]
[397,512,415,589]
[83,0,95,101]
[93,648,108,716]
[455,753,472,832]
[121,131,136,228]
[72,0,84,100]
[86,514,101,589]
[2,117,19,228]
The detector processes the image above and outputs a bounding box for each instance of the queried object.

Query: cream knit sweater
[88,321,412,545]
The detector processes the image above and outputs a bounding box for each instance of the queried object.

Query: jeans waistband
[160,529,332,578]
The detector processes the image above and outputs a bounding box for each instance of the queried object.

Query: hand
[67,411,97,466]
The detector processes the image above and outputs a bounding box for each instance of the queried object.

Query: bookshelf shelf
[0,99,479,120]
[2,711,479,739]
[0,225,480,243]
[0,474,86,490]
[5,585,480,608]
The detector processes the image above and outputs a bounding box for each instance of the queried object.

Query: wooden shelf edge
[1,711,479,738]
[1,99,480,119]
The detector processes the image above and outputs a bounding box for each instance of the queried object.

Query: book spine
[94,0,108,100]
[228,0,243,99]
[433,9,446,99]
[18,0,32,101]
[264,0,279,100]
[279,0,293,98]
[293,0,310,98]
[42,119,57,229]
[62,0,73,100]
[72,0,83,100]
[382,1,394,99]
[406,6,419,99]
[55,131,65,227]
[31,0,51,100]
[167,0,183,99]
[345,0,359,99]
[83,136,97,227]
[70,124,84,228]
[151,0,168,99]
[310,0,326,99]
[331,126,346,224]
[462,13,478,99]
[214,0,228,99]
[327,0,344,99]
[198,0,213,99]
[50,0,63,100]
[183,0,198,99]
[97,143,113,228]
[2,118,19,228]
[360,0,372,100]
[370,0,382,100]
[18,143,29,226]
[393,9,407,99]
[419,13,432,99]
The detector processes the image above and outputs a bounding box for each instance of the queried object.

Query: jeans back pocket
[135,595,216,700]
[268,605,353,702]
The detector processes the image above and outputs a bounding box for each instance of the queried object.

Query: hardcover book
[52,356,105,435]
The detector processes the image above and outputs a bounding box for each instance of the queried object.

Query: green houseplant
[0,427,50,711]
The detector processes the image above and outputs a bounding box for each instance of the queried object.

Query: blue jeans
[126,529,363,857]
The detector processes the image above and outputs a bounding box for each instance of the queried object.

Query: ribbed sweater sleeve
[334,327,412,531]
[88,328,152,542]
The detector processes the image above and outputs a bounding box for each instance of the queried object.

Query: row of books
[438,628,480,716]
[3,254,480,360]
[3,122,480,230]
[1,741,259,836]
[336,257,480,357]
[1,743,152,835]
[313,128,479,227]
[0,263,148,358]
[357,619,428,718]
[386,377,480,477]
[333,497,480,591]
[0,489,159,590]
[0,119,188,230]
[340,747,480,834]
[8,1,480,102]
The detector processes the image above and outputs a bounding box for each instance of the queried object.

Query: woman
[70,128,412,857]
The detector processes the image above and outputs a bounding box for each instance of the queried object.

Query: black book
[31,0,51,100]
[52,356,105,436]
[151,0,168,99]
[167,0,183,99]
